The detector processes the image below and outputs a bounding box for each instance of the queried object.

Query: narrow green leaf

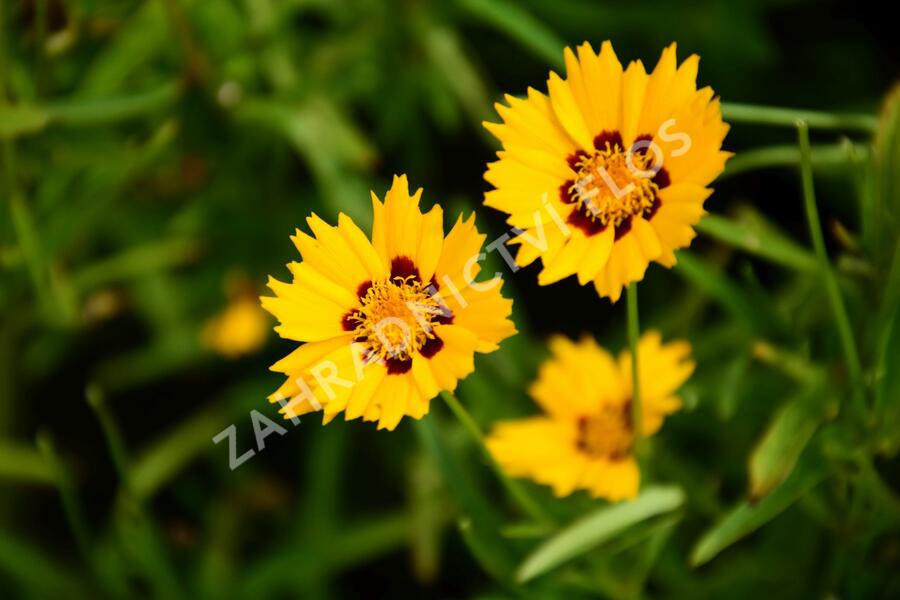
[516,486,685,583]
[44,81,181,127]
[459,0,564,69]
[749,387,833,499]
[0,439,55,484]
[722,102,877,132]
[690,457,826,567]
[0,105,49,138]
[129,379,264,499]
[697,212,818,273]
[673,250,770,333]
[459,518,515,583]
[876,295,900,454]
[720,143,868,179]
[873,84,900,240]
[0,532,83,594]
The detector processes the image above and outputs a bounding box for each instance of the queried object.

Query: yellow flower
[202,295,269,358]
[484,42,730,301]
[486,331,693,501]
[261,175,517,430]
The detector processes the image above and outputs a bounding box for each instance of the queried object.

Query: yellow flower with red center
[484,41,730,301]
[261,175,517,430]
[486,331,693,501]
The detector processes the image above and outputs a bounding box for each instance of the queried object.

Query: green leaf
[673,251,771,333]
[459,518,516,583]
[690,457,826,567]
[0,531,84,595]
[873,84,900,242]
[0,105,49,138]
[0,439,55,485]
[697,211,819,273]
[459,0,564,69]
[721,102,877,132]
[516,485,685,583]
[748,386,833,499]
[876,292,900,454]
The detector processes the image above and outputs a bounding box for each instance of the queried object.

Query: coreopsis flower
[202,276,269,358]
[261,175,516,430]
[484,42,730,301]
[486,332,692,501]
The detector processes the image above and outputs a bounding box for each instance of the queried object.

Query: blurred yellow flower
[261,175,516,430]
[202,295,269,358]
[484,41,730,301]
[486,331,692,501]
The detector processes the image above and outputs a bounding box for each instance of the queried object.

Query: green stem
[796,121,866,416]
[440,391,551,525]
[723,102,877,133]
[86,383,132,486]
[721,143,869,179]
[627,284,643,443]
[34,0,48,96]
[36,432,94,563]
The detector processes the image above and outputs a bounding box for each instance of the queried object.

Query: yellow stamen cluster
[576,402,633,460]
[348,277,443,361]
[569,143,659,227]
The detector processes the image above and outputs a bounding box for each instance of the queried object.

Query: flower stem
[723,102,877,133]
[440,391,551,525]
[627,284,643,443]
[796,120,866,416]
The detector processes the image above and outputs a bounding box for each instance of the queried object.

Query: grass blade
[516,486,685,583]
[690,457,826,567]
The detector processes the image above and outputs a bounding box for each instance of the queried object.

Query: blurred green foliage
[1,0,899,598]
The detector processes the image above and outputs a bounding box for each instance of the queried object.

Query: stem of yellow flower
[439,391,551,525]
[796,120,866,416]
[627,284,643,444]
[723,102,877,133]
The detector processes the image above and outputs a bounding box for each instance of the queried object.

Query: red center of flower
[342,257,452,374]
[576,401,633,460]
[561,131,669,239]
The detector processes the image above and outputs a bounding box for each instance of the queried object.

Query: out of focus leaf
[697,211,818,273]
[459,518,515,583]
[674,251,771,333]
[690,457,826,567]
[720,143,867,179]
[517,486,685,583]
[240,513,411,596]
[421,24,491,124]
[71,238,199,293]
[876,291,900,454]
[129,379,265,499]
[748,386,833,499]
[459,0,564,69]
[0,439,55,484]
[44,81,181,127]
[0,105,49,138]
[0,532,83,595]
[873,84,900,242]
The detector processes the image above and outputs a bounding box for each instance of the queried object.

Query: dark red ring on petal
[594,130,624,151]
[356,280,373,300]
[614,217,633,241]
[341,311,358,332]
[559,180,576,205]
[567,207,608,237]
[420,335,444,359]
[390,255,419,282]
[652,166,670,190]
[566,150,589,171]
[385,356,413,374]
